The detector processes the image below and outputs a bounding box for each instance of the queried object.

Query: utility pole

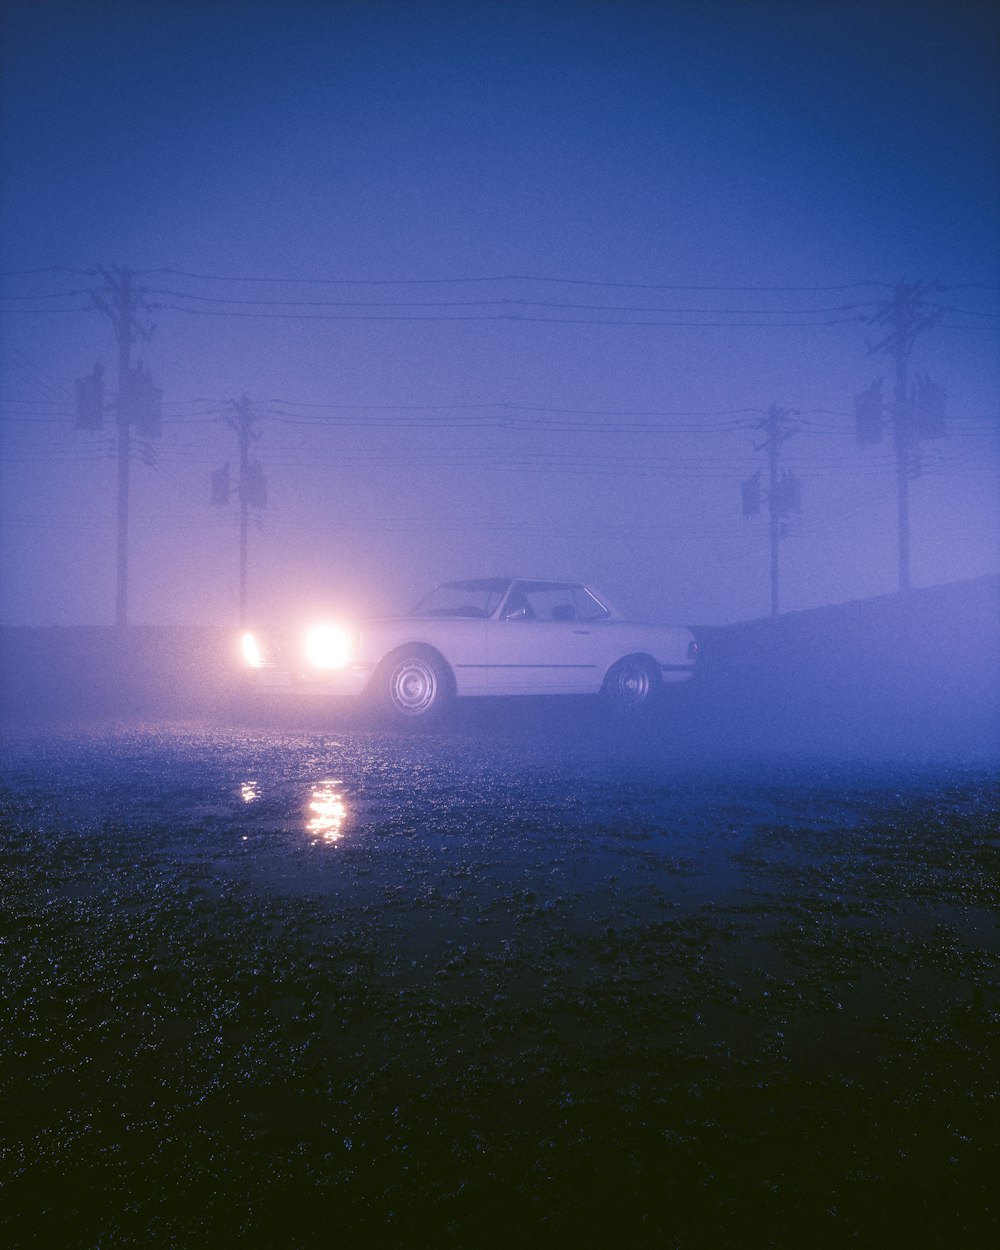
[235,396,253,627]
[741,406,801,617]
[86,267,158,627]
[857,280,944,594]
[212,397,267,626]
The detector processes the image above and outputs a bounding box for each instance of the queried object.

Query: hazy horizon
[2,0,998,629]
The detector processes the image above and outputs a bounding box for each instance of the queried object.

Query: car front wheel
[380,648,452,722]
[602,655,660,713]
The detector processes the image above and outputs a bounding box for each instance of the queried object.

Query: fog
[1,575,996,762]
[1,10,998,1242]
[1,1,998,633]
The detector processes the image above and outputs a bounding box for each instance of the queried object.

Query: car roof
[437,578,512,592]
[439,577,583,592]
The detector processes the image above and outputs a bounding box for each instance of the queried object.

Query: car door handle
[572,630,591,635]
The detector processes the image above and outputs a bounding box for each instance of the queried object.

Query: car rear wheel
[602,655,660,713]
[380,648,452,722]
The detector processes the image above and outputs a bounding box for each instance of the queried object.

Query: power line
[940,305,1000,317]
[0,288,93,301]
[0,266,93,277]
[143,287,878,316]
[154,301,869,328]
[1,347,74,406]
[141,267,890,292]
[0,306,95,314]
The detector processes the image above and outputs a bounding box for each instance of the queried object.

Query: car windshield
[409,580,508,619]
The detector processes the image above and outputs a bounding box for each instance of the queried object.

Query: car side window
[502,590,535,621]
[571,587,610,622]
[502,583,611,623]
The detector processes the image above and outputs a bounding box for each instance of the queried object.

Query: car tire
[379,647,453,723]
[602,655,660,713]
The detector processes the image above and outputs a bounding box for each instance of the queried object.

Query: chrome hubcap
[615,665,650,705]
[390,660,438,715]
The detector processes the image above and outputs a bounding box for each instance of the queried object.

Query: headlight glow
[304,623,352,669]
[242,632,265,668]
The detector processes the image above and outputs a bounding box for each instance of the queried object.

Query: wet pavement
[1,716,998,1248]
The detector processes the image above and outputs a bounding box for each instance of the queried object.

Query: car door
[484,582,602,693]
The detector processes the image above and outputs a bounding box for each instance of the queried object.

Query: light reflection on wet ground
[303,779,348,842]
[1,720,997,1248]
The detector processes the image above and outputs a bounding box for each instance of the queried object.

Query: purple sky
[1,0,998,627]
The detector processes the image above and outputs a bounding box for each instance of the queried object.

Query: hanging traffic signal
[855,377,884,445]
[913,374,946,439]
[741,470,761,517]
[211,464,231,506]
[242,460,268,510]
[775,469,801,516]
[135,373,163,439]
[122,365,163,438]
[74,363,105,429]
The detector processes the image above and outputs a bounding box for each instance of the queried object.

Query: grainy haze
[1,0,998,628]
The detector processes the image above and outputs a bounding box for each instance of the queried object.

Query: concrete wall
[0,626,238,719]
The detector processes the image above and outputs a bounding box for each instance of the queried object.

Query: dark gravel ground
[1,711,998,1249]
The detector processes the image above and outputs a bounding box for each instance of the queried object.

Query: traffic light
[211,465,230,506]
[855,377,884,445]
[242,461,267,510]
[913,374,946,439]
[775,469,801,516]
[123,365,162,438]
[74,364,105,429]
[741,470,761,517]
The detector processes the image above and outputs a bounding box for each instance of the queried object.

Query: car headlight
[304,623,353,669]
[242,632,265,668]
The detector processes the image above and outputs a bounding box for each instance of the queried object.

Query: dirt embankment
[1,575,997,754]
[685,573,999,755]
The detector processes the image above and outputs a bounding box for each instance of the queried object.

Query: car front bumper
[245,665,371,698]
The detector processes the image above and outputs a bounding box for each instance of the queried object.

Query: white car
[241,577,698,721]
